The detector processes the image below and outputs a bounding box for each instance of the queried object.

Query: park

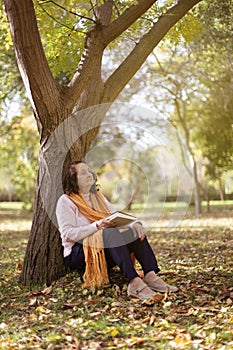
[0,0,233,349]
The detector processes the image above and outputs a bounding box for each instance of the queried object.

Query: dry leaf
[42,285,53,295]
[29,298,38,306]
[142,293,164,305]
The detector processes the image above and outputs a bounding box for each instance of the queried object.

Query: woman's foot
[127,276,156,301]
[144,271,178,293]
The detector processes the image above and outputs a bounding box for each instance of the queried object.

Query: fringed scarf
[69,191,111,288]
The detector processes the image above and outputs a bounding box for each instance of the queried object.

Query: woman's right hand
[96,219,117,230]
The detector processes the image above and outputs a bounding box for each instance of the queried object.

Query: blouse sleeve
[56,195,99,243]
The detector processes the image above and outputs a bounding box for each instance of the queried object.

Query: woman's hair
[62,160,97,195]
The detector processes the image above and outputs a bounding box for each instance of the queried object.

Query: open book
[103,211,138,227]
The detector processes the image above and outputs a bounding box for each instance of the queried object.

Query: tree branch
[102,0,202,103]
[66,0,156,105]
[65,1,114,108]
[3,0,62,125]
[41,0,96,23]
[102,0,158,46]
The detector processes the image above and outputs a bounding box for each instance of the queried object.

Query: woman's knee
[103,227,125,248]
[103,227,119,235]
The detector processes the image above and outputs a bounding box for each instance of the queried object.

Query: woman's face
[75,163,95,193]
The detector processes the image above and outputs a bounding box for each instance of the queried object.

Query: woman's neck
[82,192,90,197]
[82,192,92,206]
[81,187,90,195]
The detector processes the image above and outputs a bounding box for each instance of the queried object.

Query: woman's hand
[132,222,146,241]
[96,219,117,230]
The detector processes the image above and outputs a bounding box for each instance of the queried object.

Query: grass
[0,202,233,349]
[131,200,233,210]
[0,201,25,210]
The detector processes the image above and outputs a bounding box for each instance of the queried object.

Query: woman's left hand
[132,222,146,241]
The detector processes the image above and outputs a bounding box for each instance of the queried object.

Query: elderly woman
[56,161,177,301]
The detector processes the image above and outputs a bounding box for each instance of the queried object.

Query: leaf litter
[0,207,233,349]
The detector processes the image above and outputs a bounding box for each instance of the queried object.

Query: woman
[56,161,177,301]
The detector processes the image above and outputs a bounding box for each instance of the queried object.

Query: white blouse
[56,193,115,257]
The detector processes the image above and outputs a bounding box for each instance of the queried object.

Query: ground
[0,203,233,349]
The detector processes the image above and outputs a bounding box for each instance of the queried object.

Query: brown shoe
[144,271,178,293]
[127,277,157,301]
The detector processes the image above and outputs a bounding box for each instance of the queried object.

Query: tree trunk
[218,177,225,201]
[21,192,66,285]
[20,119,72,284]
[201,185,210,213]
[193,161,202,215]
[20,131,88,284]
[173,99,202,215]
[206,198,210,213]
[203,190,210,213]
[20,78,105,284]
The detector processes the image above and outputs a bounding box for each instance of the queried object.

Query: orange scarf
[69,191,111,288]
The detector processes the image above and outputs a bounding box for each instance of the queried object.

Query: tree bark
[192,161,202,215]
[3,0,63,131]
[172,98,202,214]
[218,177,225,201]
[22,189,66,285]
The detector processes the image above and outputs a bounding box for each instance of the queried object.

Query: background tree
[0,110,39,207]
[2,0,201,285]
[142,43,233,212]
[191,0,233,197]
[150,46,204,214]
[112,0,233,212]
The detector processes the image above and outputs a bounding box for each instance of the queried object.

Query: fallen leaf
[169,336,193,348]
[218,283,231,300]
[142,293,164,305]
[125,337,145,347]
[149,314,156,326]
[111,328,119,337]
[0,323,8,330]
[190,304,219,312]
[42,285,53,295]
[29,297,38,306]
[35,306,51,314]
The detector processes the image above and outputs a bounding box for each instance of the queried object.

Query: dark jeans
[65,227,160,282]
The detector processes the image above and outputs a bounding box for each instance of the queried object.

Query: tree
[115,0,233,211]
[141,44,233,212]
[178,0,233,202]
[0,110,39,207]
[3,0,202,285]
[193,54,233,197]
[149,46,204,214]
[112,42,206,214]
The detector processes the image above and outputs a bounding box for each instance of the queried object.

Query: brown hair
[62,161,97,194]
